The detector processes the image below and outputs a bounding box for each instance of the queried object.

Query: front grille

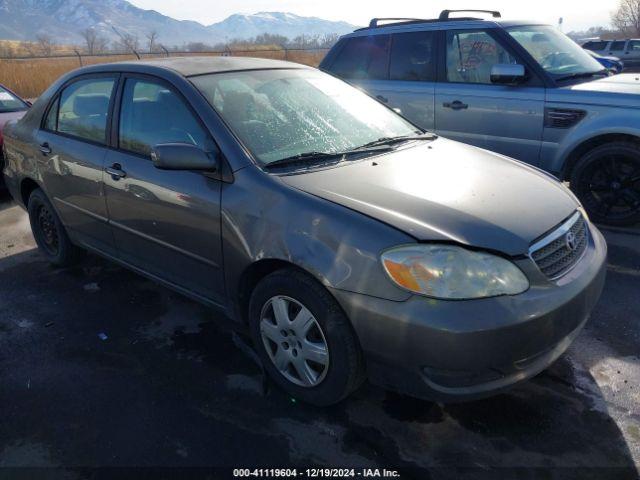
[530,212,588,279]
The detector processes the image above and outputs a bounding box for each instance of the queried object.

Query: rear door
[326,32,437,130]
[37,74,118,254]
[103,74,225,306]
[434,29,545,165]
[625,40,640,67]
[607,40,627,58]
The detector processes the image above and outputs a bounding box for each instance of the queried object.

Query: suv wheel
[248,268,365,406]
[27,188,82,266]
[570,141,640,226]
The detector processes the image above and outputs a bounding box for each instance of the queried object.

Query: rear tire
[248,268,365,406]
[570,141,640,226]
[27,188,82,267]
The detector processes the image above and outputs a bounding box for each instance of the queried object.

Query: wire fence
[0,47,330,99]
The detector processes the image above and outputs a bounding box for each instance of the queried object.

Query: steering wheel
[540,51,566,69]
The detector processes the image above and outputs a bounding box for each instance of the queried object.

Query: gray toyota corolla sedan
[2,57,607,405]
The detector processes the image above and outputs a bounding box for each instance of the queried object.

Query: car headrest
[221,91,254,123]
[73,94,110,117]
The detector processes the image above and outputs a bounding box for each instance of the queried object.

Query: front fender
[543,105,640,174]
[221,166,414,323]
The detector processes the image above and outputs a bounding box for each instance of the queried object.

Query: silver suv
[321,10,640,226]
[583,38,640,68]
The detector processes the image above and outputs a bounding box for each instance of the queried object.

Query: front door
[435,29,545,165]
[37,74,118,254]
[103,75,225,306]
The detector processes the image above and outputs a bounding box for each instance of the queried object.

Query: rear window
[389,31,436,82]
[610,41,626,51]
[0,86,27,113]
[53,77,116,144]
[629,40,640,51]
[583,41,608,51]
[328,35,390,80]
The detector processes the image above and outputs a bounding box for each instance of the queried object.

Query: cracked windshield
[192,69,418,165]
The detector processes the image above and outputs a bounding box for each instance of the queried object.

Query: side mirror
[490,64,526,85]
[151,143,219,171]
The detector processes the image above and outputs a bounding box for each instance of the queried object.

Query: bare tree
[145,30,159,52]
[612,0,640,36]
[80,28,109,54]
[36,34,54,57]
[114,32,139,54]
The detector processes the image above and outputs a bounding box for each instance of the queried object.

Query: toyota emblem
[565,231,577,251]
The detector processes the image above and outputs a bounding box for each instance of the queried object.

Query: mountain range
[0,0,357,46]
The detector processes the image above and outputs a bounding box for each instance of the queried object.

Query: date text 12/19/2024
[233,469,401,478]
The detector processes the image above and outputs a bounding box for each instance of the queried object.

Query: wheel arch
[235,259,318,325]
[20,177,41,207]
[560,133,640,181]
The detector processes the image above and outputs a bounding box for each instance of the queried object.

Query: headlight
[381,244,529,299]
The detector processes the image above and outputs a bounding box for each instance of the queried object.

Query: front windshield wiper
[264,146,392,170]
[264,133,437,170]
[555,69,608,82]
[353,132,437,150]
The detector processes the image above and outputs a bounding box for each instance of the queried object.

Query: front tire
[570,141,640,226]
[27,188,82,267]
[248,268,365,406]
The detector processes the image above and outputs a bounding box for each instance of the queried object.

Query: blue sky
[128,0,616,32]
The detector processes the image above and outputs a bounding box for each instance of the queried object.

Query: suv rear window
[389,31,436,82]
[583,41,608,51]
[329,35,390,80]
[609,41,626,51]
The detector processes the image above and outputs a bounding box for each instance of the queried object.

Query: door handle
[105,163,126,180]
[376,94,389,103]
[39,142,51,155]
[443,101,468,110]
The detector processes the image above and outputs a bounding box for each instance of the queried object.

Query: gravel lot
[0,190,639,479]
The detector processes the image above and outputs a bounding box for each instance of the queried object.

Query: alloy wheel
[580,155,640,222]
[259,295,330,388]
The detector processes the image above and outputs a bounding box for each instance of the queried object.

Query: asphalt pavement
[0,191,639,479]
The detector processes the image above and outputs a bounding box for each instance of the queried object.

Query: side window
[389,31,436,82]
[44,96,59,131]
[446,30,517,84]
[119,78,208,157]
[583,41,608,51]
[628,40,640,51]
[56,77,116,144]
[610,41,626,51]
[329,35,390,80]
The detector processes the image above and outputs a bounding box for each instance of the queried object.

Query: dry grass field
[0,48,328,99]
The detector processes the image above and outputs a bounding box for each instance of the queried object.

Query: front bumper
[331,223,607,402]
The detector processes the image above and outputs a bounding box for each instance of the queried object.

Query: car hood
[550,74,640,108]
[280,139,579,256]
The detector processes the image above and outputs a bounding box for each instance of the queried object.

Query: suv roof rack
[368,18,427,28]
[363,10,502,30]
[439,9,501,20]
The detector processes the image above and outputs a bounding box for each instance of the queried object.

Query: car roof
[346,19,546,37]
[74,56,311,78]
